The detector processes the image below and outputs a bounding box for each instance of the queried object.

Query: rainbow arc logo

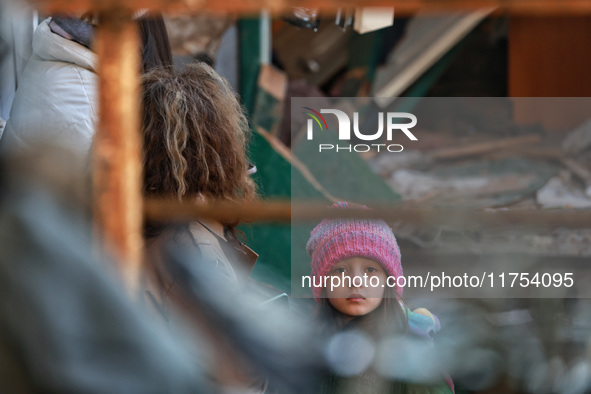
[302,107,328,132]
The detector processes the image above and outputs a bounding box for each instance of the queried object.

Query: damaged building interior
[1,0,591,393]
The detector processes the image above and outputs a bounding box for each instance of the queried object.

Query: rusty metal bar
[28,0,591,16]
[144,198,591,229]
[93,9,143,292]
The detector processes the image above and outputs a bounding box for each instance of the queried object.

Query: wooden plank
[430,134,541,161]
[93,10,143,292]
[373,9,493,105]
[561,158,591,193]
[28,0,591,16]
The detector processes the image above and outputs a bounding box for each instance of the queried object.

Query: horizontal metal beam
[144,198,591,228]
[28,0,591,16]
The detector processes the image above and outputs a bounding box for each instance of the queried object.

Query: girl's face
[326,257,387,317]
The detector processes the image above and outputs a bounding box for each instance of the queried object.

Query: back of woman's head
[141,63,255,202]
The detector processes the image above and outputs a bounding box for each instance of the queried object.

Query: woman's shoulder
[147,221,221,249]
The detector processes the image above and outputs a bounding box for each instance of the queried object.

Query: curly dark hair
[140,63,256,204]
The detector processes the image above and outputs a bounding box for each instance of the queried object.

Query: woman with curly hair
[140,63,270,392]
[141,62,258,308]
[141,63,255,205]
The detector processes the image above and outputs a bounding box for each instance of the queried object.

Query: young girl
[307,202,454,394]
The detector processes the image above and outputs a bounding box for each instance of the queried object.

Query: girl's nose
[350,267,364,287]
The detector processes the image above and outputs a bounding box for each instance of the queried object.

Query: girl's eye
[333,267,346,274]
[366,267,378,273]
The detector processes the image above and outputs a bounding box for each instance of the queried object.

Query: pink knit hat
[306,202,403,300]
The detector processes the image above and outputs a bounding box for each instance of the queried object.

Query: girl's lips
[346,294,365,302]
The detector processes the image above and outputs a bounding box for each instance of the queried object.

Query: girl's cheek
[365,285,384,298]
[326,285,348,298]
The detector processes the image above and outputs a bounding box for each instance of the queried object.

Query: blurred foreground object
[148,234,324,393]
[0,0,35,138]
[0,146,208,393]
